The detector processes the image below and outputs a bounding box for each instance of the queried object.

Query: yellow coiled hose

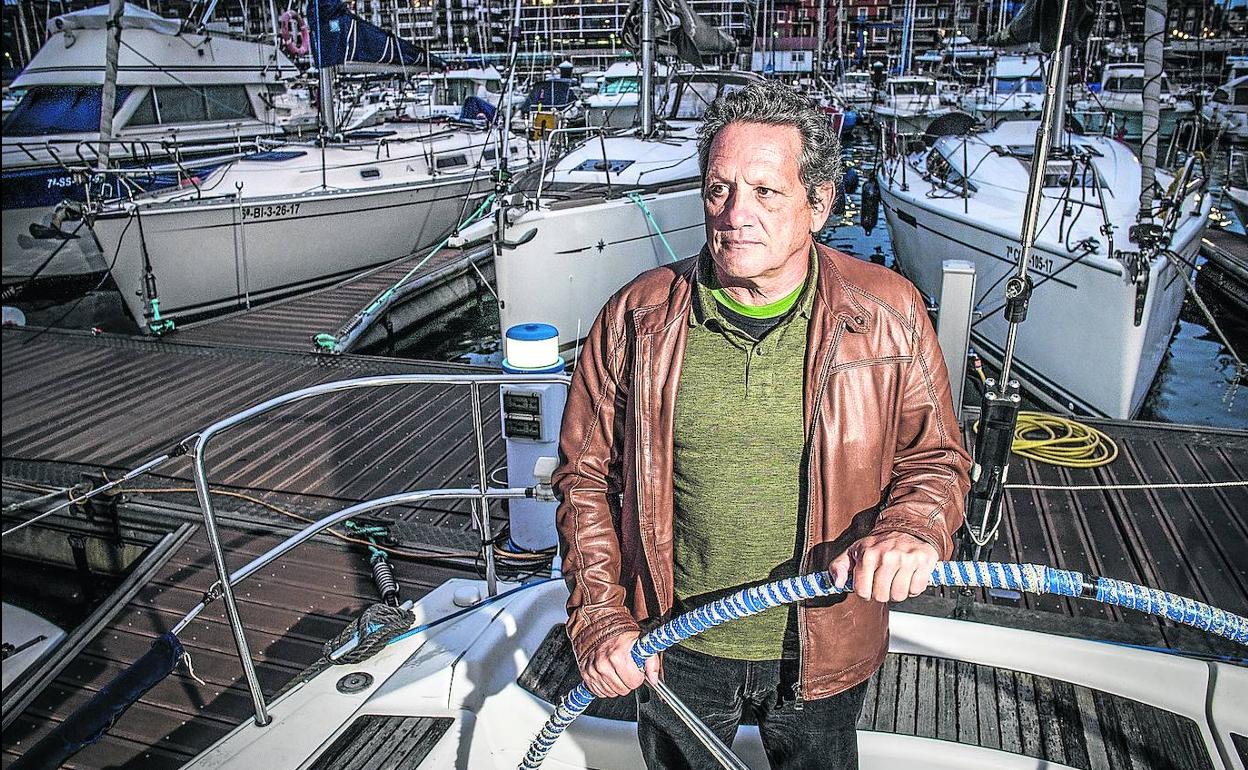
[970,355,1119,468]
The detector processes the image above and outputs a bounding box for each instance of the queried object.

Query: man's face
[703,121,831,287]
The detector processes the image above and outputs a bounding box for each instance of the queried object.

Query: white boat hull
[94,176,490,327]
[880,177,1210,418]
[496,187,706,354]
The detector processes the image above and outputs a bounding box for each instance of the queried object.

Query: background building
[2,0,1245,79]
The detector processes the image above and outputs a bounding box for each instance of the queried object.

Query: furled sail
[985,0,1095,53]
[309,0,444,71]
[620,0,736,66]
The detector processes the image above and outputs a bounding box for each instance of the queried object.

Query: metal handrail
[185,372,571,727]
[534,125,611,206]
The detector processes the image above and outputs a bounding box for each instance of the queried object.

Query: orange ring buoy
[278,10,310,57]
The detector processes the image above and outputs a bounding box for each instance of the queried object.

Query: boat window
[1104,76,1141,92]
[126,89,159,127]
[483,146,497,161]
[436,79,495,104]
[601,78,640,96]
[891,80,935,96]
[435,154,468,170]
[995,77,1044,94]
[360,168,381,179]
[2,85,131,136]
[153,85,254,124]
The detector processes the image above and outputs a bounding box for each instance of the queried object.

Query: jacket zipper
[795,318,846,709]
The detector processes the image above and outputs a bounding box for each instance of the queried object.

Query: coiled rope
[519,561,1248,769]
[1010,411,1118,468]
[970,356,1118,468]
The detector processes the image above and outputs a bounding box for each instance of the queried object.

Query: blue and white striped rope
[518,561,1248,769]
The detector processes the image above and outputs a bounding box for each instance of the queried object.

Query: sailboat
[878,6,1212,419]
[86,0,532,333]
[478,0,745,357]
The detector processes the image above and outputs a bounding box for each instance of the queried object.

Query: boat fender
[842,167,859,196]
[279,10,310,57]
[860,177,880,235]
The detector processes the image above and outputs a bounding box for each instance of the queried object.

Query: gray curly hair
[697,81,843,207]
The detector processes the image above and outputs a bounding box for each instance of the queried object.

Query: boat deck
[519,623,1216,770]
[2,326,1246,766]
[174,242,490,353]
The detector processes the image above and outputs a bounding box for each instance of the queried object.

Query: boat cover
[310,0,444,72]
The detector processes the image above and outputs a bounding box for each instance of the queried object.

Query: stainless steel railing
[180,372,571,726]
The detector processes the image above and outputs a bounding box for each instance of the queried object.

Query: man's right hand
[579,631,662,698]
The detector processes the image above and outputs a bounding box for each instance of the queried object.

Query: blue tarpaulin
[309,0,444,71]
[3,86,133,137]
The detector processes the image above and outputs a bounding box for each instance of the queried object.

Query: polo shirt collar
[690,244,819,329]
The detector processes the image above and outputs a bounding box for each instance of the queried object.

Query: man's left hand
[829,531,939,603]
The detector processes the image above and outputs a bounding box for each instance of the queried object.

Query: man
[552,81,971,769]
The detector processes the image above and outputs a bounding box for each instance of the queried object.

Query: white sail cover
[46,2,182,36]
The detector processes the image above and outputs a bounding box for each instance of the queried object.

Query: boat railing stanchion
[469,381,498,597]
[962,135,969,213]
[597,127,613,198]
[190,435,272,727]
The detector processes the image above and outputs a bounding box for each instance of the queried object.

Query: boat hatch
[572,158,635,174]
[307,716,454,768]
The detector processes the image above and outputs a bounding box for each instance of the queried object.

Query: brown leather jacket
[553,243,972,700]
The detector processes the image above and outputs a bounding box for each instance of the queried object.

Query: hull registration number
[242,203,301,220]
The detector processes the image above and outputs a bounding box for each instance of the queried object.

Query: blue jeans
[636,644,867,770]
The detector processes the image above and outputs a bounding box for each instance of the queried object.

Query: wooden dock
[2,324,1246,767]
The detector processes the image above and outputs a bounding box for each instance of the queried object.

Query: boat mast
[816,0,827,83]
[640,0,654,135]
[97,0,125,171]
[962,0,1073,562]
[1137,0,1165,216]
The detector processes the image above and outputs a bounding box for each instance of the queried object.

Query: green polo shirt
[671,249,817,660]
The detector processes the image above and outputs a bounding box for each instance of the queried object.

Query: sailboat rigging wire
[1159,250,1247,375]
[520,563,1248,769]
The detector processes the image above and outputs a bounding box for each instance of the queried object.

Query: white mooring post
[938,260,976,421]
[499,324,567,553]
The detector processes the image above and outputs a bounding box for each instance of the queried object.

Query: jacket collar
[631,241,872,336]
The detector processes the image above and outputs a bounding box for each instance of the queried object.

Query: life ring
[278,10,310,57]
